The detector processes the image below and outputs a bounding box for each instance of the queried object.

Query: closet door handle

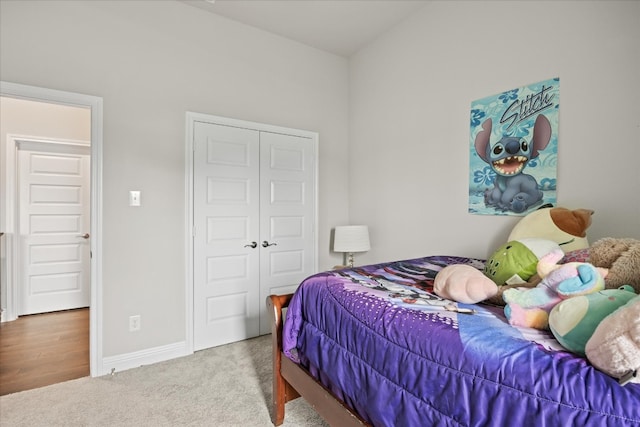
[244,241,258,249]
[262,241,277,248]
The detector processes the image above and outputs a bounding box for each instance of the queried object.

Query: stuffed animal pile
[481,207,595,305]
[433,206,640,384]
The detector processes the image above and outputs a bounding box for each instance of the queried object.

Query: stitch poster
[469,77,559,216]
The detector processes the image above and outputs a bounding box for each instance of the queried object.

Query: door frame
[1,81,104,377]
[185,112,318,352]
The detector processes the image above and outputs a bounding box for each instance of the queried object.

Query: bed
[267,255,640,426]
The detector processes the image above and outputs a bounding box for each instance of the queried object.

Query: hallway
[0,308,89,395]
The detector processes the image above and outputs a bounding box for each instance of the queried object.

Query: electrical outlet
[129,315,141,332]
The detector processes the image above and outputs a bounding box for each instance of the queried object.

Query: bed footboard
[267,294,369,427]
[267,294,299,425]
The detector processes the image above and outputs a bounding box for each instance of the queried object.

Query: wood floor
[0,308,89,396]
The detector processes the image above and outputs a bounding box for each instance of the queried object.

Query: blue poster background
[469,77,559,216]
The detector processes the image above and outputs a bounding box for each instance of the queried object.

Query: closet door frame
[185,112,318,352]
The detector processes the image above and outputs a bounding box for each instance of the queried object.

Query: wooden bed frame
[267,294,371,427]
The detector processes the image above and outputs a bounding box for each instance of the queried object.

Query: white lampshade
[334,225,370,253]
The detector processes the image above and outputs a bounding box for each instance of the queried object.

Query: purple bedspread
[283,256,640,427]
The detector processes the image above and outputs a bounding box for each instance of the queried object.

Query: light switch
[129,190,141,207]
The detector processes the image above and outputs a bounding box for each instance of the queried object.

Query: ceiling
[181,0,430,57]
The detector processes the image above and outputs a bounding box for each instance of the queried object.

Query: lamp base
[347,252,354,268]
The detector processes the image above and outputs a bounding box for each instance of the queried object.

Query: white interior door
[258,131,316,335]
[193,122,261,350]
[18,141,91,315]
[192,116,317,350]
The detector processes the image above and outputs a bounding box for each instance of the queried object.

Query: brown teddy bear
[589,237,640,293]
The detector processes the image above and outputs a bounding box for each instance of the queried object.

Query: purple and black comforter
[283,256,640,427]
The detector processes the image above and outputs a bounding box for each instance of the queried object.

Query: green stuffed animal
[548,285,637,356]
[484,238,560,286]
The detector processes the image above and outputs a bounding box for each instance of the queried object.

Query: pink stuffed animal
[586,295,640,384]
[434,264,498,304]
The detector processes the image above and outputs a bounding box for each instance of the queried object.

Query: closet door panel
[258,131,316,335]
[193,122,260,350]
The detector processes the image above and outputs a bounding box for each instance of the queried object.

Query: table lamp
[333,225,370,268]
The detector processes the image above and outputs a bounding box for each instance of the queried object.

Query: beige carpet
[0,335,328,427]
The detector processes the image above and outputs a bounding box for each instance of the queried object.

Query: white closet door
[193,122,260,350]
[192,116,317,349]
[258,132,316,335]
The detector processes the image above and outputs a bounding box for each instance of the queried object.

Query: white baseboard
[100,341,191,376]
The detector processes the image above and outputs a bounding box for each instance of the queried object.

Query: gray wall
[0,0,350,358]
[350,0,640,264]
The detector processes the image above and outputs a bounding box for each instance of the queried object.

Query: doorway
[0,81,103,378]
